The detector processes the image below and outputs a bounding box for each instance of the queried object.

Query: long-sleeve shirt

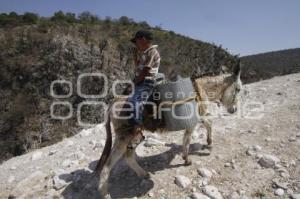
[135,45,161,80]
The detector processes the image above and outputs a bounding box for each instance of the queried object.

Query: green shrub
[22,12,39,24]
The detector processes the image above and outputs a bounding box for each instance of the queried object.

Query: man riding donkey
[126,30,161,137]
[93,30,242,198]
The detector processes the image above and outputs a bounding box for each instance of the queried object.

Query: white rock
[94,140,105,149]
[146,133,161,139]
[75,151,86,160]
[49,150,57,156]
[62,159,72,167]
[175,175,191,188]
[247,129,256,134]
[99,139,106,146]
[238,189,246,195]
[246,149,255,156]
[291,194,300,199]
[272,179,288,190]
[287,189,293,195]
[53,175,68,190]
[45,189,59,198]
[65,140,74,147]
[274,164,282,169]
[276,167,290,178]
[71,160,79,166]
[203,185,223,199]
[195,161,202,165]
[224,162,231,167]
[159,189,165,195]
[31,151,43,161]
[198,178,210,187]
[148,192,154,197]
[53,168,66,176]
[79,129,92,137]
[290,160,297,167]
[10,166,17,170]
[13,171,47,196]
[258,154,280,168]
[246,145,262,156]
[79,146,85,151]
[197,168,213,178]
[228,191,240,199]
[288,137,297,142]
[255,154,263,159]
[211,169,218,175]
[8,176,15,183]
[274,188,284,196]
[192,132,200,139]
[191,192,210,199]
[144,137,165,147]
[89,140,96,146]
[280,171,289,178]
[93,123,105,134]
[265,137,272,142]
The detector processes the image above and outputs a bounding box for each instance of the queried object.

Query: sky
[0,0,299,56]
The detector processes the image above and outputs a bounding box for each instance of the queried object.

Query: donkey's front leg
[182,127,194,165]
[124,148,150,179]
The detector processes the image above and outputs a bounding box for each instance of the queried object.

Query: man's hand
[134,67,150,85]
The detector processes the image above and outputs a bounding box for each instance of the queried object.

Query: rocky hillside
[0,12,238,162]
[241,48,300,83]
[0,73,299,199]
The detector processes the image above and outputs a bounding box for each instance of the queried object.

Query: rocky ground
[0,73,300,199]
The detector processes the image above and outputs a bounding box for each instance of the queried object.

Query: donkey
[94,63,242,197]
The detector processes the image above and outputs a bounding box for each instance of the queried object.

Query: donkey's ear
[233,59,241,79]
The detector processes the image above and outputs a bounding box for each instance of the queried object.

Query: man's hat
[130,30,153,43]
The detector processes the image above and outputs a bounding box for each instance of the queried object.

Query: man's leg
[127,83,153,123]
[128,83,153,138]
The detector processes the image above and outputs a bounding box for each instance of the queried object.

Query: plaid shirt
[135,45,161,80]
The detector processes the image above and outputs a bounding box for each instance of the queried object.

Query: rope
[161,95,197,106]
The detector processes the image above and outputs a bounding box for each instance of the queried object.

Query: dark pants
[127,79,155,126]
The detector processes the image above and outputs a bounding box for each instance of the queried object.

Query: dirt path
[0,73,300,199]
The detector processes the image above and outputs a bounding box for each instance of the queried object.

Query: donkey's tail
[94,105,113,175]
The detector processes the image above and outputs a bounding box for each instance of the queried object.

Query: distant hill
[241,48,300,83]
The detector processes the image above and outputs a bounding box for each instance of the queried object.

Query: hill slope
[0,13,238,162]
[241,48,300,83]
[0,73,299,199]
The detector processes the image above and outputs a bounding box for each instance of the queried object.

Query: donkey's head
[221,60,242,114]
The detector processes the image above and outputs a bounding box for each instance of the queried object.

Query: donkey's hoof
[184,159,192,166]
[207,145,213,150]
[203,144,213,150]
[207,139,212,146]
[104,195,112,199]
[100,193,110,199]
[143,172,151,179]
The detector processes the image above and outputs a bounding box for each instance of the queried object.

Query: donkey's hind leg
[98,137,128,198]
[182,127,194,165]
[202,118,212,148]
[124,148,150,178]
